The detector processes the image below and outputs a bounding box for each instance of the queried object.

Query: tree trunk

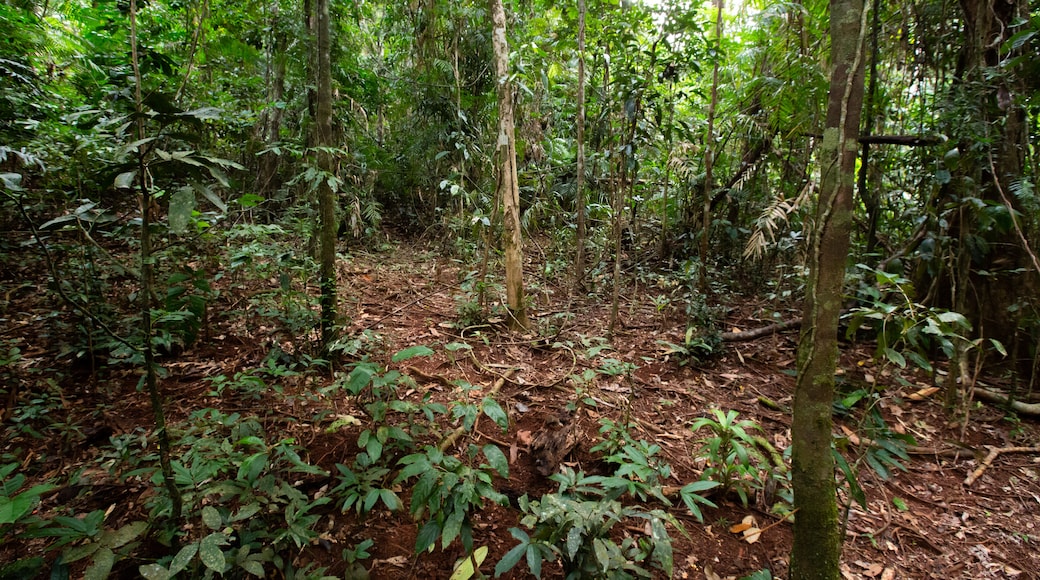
[314,0,338,347]
[129,0,182,523]
[700,0,723,292]
[489,0,528,330]
[790,0,868,577]
[573,0,587,292]
[256,1,287,199]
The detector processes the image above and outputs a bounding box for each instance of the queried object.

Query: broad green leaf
[169,542,199,576]
[482,444,509,478]
[0,495,32,525]
[114,171,137,189]
[379,488,402,511]
[442,510,464,548]
[526,544,543,578]
[494,541,527,577]
[106,520,148,549]
[883,347,906,368]
[199,532,229,573]
[392,345,435,362]
[196,181,228,212]
[481,398,509,431]
[83,547,114,580]
[137,564,170,580]
[169,187,194,234]
[415,520,440,553]
[201,506,222,530]
[239,559,265,577]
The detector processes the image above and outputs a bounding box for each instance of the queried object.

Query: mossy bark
[790,0,868,578]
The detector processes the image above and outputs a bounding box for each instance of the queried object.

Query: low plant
[495,468,682,579]
[119,409,332,577]
[21,509,148,580]
[658,326,722,366]
[395,444,509,554]
[330,455,402,516]
[590,419,718,521]
[690,409,770,506]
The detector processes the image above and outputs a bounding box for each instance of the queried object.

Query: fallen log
[971,387,1040,416]
[721,318,801,342]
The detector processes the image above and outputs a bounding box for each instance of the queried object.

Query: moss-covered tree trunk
[790,0,868,577]
[314,0,337,347]
[490,0,528,331]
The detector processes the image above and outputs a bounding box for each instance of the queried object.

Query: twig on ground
[964,445,1040,486]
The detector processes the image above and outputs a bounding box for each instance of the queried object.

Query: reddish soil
[2,240,1039,579]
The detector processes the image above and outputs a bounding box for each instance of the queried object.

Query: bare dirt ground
[2,239,1039,579]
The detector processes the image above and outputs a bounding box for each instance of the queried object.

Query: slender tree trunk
[256,1,287,199]
[130,0,182,523]
[573,0,587,291]
[490,0,528,330]
[700,0,723,292]
[790,0,868,577]
[314,0,338,347]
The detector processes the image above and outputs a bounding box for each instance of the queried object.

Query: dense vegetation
[1,0,1038,577]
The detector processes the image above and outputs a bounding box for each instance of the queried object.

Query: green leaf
[442,510,464,548]
[380,488,402,511]
[0,495,33,525]
[169,187,194,234]
[169,542,199,576]
[494,540,527,577]
[481,398,509,431]
[199,532,229,573]
[883,347,906,368]
[392,345,435,362]
[83,547,114,580]
[201,506,222,530]
[239,559,265,577]
[415,520,441,553]
[482,444,509,478]
[137,564,170,580]
[106,520,148,549]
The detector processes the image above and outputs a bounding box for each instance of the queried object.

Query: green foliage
[658,326,721,366]
[495,468,681,579]
[0,463,57,534]
[847,264,980,372]
[113,409,332,577]
[20,510,148,580]
[330,457,402,516]
[395,444,508,554]
[833,402,914,509]
[690,409,769,507]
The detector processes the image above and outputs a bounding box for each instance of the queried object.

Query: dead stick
[964,445,1040,486]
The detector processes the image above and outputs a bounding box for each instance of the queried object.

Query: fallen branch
[964,445,1040,486]
[971,387,1040,416]
[721,318,801,342]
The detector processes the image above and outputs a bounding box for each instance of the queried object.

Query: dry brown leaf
[516,430,533,446]
[729,522,753,534]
